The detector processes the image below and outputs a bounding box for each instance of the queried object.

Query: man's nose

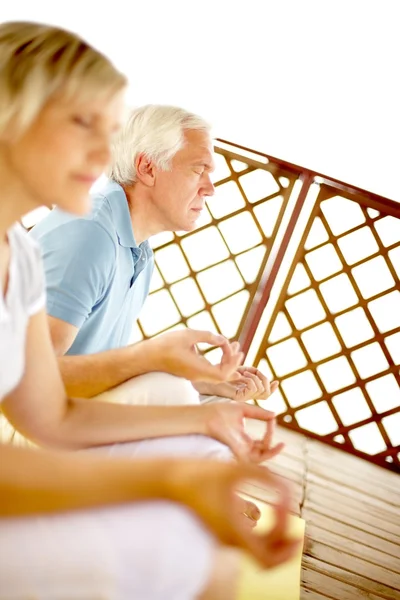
[203,174,215,197]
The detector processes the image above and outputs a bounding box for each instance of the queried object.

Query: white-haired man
[30,106,279,449]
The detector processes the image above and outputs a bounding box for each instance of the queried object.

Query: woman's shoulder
[9,222,43,271]
[10,222,41,254]
[9,223,45,315]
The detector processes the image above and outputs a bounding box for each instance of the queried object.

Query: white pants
[93,371,201,407]
[0,374,234,599]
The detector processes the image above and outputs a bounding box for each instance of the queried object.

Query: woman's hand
[168,459,301,569]
[201,402,284,462]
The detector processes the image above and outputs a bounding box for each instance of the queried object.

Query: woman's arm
[0,443,299,569]
[0,443,173,516]
[2,310,280,461]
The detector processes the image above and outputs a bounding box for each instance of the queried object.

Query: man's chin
[181,221,199,233]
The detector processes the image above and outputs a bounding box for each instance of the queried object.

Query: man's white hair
[107,104,211,185]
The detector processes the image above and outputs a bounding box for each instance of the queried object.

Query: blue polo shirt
[29,180,154,355]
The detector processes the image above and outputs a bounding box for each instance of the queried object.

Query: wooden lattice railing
[135,140,400,472]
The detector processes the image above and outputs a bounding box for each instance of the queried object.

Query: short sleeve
[39,219,116,328]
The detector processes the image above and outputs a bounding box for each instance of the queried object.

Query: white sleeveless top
[0,224,45,401]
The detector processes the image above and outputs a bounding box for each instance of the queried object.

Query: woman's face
[5,89,124,215]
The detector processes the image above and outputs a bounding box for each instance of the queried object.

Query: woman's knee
[106,501,216,599]
[0,501,216,600]
[95,433,233,462]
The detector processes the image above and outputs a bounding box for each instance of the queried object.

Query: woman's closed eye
[72,115,94,129]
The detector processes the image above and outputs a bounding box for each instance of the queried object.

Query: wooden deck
[1,412,399,597]
[245,420,400,599]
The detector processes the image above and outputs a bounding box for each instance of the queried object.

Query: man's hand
[168,459,301,569]
[194,366,279,402]
[144,330,244,383]
[200,402,284,462]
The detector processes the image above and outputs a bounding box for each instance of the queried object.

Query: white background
[1,0,399,200]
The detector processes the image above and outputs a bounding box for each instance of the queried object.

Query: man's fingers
[238,375,258,395]
[218,340,244,380]
[186,344,243,382]
[255,369,270,394]
[199,334,242,364]
[247,369,270,397]
[230,341,241,354]
[236,367,280,400]
[220,342,242,364]
[235,386,256,402]
[270,380,279,394]
[237,365,257,375]
[220,354,244,382]
[189,329,229,348]
[243,371,264,396]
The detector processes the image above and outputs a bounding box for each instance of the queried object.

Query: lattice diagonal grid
[21,138,400,472]
[133,146,298,367]
[254,185,400,470]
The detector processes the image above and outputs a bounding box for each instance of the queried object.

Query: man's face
[150,129,215,232]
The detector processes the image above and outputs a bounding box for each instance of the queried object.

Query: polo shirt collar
[103,179,137,249]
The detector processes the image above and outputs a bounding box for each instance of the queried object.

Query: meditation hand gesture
[169,459,300,569]
[195,366,279,403]
[201,402,284,462]
[145,329,244,382]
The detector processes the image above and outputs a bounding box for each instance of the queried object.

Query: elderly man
[30,105,278,409]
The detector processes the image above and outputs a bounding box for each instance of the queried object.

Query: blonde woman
[0,22,299,599]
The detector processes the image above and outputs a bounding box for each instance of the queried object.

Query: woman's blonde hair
[0,21,127,137]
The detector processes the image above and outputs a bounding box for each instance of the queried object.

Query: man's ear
[135,153,156,187]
